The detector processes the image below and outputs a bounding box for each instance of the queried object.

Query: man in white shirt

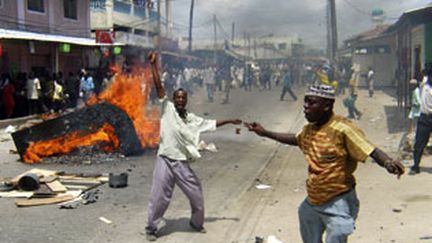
[367,67,375,97]
[411,67,432,174]
[26,73,41,115]
[145,53,241,241]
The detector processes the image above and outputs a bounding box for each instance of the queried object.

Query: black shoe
[189,221,207,233]
[145,231,157,241]
[409,166,420,175]
[144,226,157,241]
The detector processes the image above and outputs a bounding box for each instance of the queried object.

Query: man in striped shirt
[245,84,404,243]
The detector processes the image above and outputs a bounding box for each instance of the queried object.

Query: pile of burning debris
[11,65,160,164]
[0,168,115,208]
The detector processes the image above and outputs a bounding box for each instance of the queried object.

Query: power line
[340,0,370,16]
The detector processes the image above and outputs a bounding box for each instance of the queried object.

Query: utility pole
[213,14,217,64]
[232,22,235,42]
[247,33,251,58]
[157,0,162,52]
[157,0,162,68]
[188,0,195,52]
[328,0,338,63]
[165,0,172,38]
[254,37,257,59]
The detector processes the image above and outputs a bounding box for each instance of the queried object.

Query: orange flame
[88,66,160,148]
[23,65,160,163]
[23,123,120,164]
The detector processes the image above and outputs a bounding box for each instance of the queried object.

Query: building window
[27,0,45,13]
[64,0,77,20]
[0,0,3,8]
[278,43,287,50]
[354,47,369,55]
[114,0,131,14]
[375,45,390,54]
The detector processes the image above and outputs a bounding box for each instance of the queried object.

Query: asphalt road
[0,86,304,243]
[2,87,431,243]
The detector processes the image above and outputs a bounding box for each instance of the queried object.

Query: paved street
[0,86,431,243]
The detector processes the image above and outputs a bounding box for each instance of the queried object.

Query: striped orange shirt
[296,114,375,205]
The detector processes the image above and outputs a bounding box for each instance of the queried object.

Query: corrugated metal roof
[0,28,124,46]
[345,25,390,43]
[386,5,432,33]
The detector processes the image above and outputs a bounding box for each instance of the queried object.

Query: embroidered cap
[305,84,336,100]
[409,79,418,85]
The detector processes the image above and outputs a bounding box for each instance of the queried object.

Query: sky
[169,0,431,48]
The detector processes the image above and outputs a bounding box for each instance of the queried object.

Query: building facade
[89,0,160,65]
[0,0,94,76]
[385,5,432,110]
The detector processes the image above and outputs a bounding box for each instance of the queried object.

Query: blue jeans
[298,189,359,243]
[206,84,214,102]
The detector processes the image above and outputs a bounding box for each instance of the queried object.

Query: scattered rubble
[0,168,111,208]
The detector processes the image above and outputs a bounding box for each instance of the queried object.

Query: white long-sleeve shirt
[420,79,432,115]
[157,96,216,161]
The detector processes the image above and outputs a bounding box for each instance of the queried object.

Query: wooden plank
[58,175,108,183]
[64,185,90,190]
[59,179,101,185]
[46,180,67,193]
[15,194,75,207]
[33,183,56,196]
[97,176,109,183]
[58,190,82,198]
[40,175,58,183]
[0,191,33,198]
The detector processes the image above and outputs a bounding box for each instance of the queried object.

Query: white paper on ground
[255,184,272,190]
[268,235,283,243]
[99,216,112,224]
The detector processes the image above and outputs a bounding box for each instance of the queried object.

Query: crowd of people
[144,52,405,242]
[0,55,378,123]
[0,68,115,119]
[153,58,363,108]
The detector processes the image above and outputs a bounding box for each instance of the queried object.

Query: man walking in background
[280,67,297,101]
[410,66,432,175]
[367,67,375,97]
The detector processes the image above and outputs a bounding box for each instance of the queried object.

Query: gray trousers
[298,189,359,243]
[146,156,204,232]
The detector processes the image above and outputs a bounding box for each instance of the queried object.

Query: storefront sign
[90,0,106,12]
[60,43,71,53]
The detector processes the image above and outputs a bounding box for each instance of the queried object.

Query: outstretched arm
[216,119,242,127]
[148,52,165,99]
[370,148,405,178]
[244,122,298,146]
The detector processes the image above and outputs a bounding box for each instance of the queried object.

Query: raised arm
[370,148,405,178]
[148,52,165,99]
[244,122,298,146]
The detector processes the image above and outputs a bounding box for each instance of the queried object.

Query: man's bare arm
[148,52,165,99]
[370,148,405,177]
[216,119,242,127]
[244,122,298,146]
